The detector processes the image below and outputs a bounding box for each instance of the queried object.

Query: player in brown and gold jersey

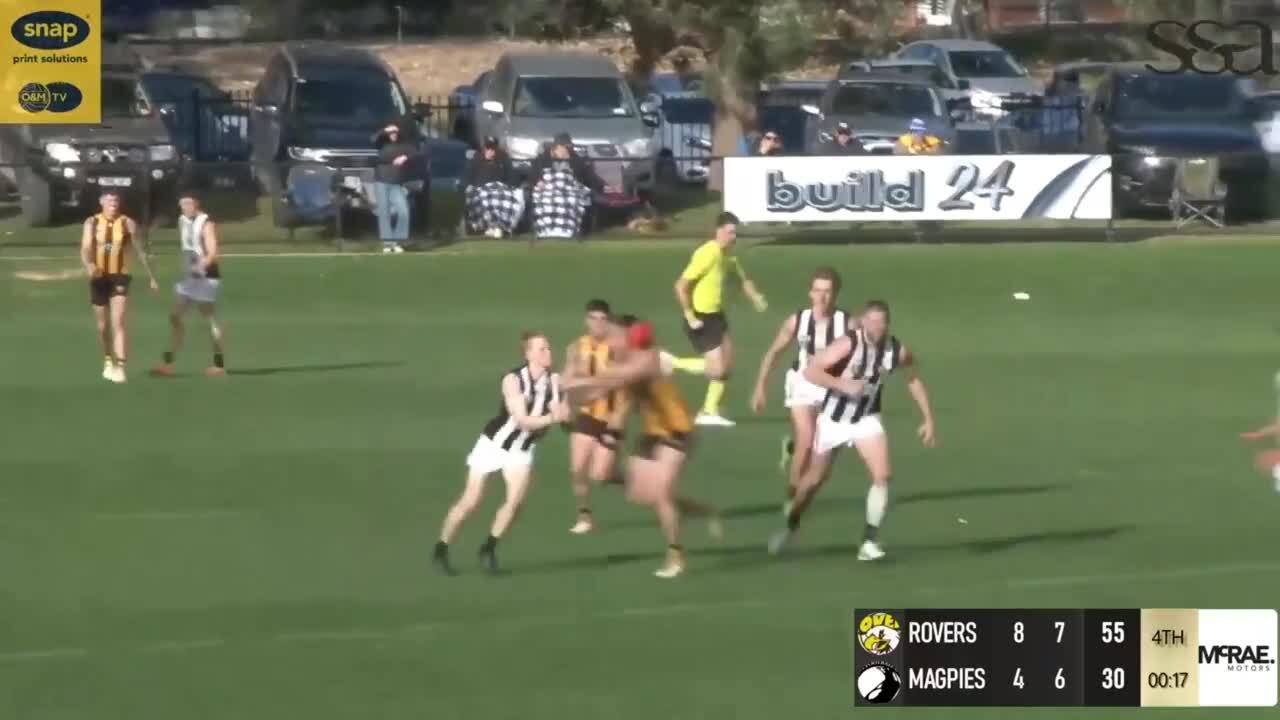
[79,190,157,383]
[562,299,627,535]
[563,314,721,579]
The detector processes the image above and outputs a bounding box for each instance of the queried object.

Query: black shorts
[89,274,131,306]
[570,413,623,449]
[634,431,691,460]
[684,311,728,354]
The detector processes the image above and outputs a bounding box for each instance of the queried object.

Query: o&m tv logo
[857,611,902,656]
[17,81,81,113]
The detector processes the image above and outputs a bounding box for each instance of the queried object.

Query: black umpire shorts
[684,311,728,354]
[570,413,622,450]
[89,274,131,307]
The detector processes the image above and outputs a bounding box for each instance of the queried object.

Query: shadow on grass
[896,482,1068,506]
[228,360,403,376]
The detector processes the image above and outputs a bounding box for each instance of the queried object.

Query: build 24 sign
[722,155,1113,222]
[0,0,100,123]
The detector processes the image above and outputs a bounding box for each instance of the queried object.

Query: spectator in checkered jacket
[464,136,524,238]
[528,133,604,240]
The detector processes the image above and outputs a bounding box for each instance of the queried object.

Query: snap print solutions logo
[1,0,100,122]
[1146,19,1280,75]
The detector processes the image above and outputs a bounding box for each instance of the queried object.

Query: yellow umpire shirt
[680,240,743,315]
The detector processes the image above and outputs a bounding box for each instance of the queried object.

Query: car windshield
[513,77,634,118]
[295,73,407,122]
[759,87,824,107]
[662,97,713,125]
[102,77,149,117]
[830,83,940,117]
[948,50,1027,78]
[1114,75,1247,122]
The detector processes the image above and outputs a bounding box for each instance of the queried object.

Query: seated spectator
[826,122,867,155]
[464,136,524,238]
[529,133,604,240]
[894,118,945,155]
[756,130,784,156]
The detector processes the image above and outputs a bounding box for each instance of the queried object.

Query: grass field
[2,237,1279,720]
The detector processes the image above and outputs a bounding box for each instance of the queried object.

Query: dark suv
[249,43,428,228]
[0,45,181,226]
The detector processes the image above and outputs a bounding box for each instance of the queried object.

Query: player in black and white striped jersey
[433,331,569,575]
[768,300,936,562]
[749,267,858,511]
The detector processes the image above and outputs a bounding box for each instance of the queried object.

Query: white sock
[1272,465,1280,491]
[866,484,888,530]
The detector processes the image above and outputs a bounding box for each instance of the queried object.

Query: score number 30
[1102,621,1127,690]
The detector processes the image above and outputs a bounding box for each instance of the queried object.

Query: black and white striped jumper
[791,307,850,373]
[481,364,561,451]
[819,329,904,424]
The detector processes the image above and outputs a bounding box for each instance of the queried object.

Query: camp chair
[1169,157,1226,229]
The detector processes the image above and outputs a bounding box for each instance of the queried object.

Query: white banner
[722,154,1112,222]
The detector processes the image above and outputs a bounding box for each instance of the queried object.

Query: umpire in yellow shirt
[667,211,768,427]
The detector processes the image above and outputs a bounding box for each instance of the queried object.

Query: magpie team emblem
[856,663,903,704]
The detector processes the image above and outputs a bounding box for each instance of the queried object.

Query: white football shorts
[465,434,535,475]
[813,414,885,455]
[784,368,827,409]
[175,276,221,304]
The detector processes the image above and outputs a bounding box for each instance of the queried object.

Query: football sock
[1272,465,1280,491]
[785,506,802,531]
[104,355,113,365]
[785,438,795,457]
[433,541,448,555]
[162,351,174,364]
[865,484,888,540]
[672,357,707,374]
[480,535,499,552]
[702,380,726,415]
[577,507,591,517]
[213,353,225,369]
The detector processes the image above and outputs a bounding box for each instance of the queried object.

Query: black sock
[864,524,879,543]
[433,540,448,556]
[480,535,498,552]
[577,507,592,517]
[785,438,795,456]
[162,351,174,364]
[667,543,683,552]
[213,353,225,369]
[786,509,801,532]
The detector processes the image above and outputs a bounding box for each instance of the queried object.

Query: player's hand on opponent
[552,402,571,424]
[836,378,867,397]
[917,420,936,448]
[750,384,767,414]
[684,311,703,330]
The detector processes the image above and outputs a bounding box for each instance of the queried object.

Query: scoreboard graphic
[853,609,1277,707]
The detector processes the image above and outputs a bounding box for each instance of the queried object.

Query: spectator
[894,117,944,155]
[756,130,784,156]
[464,136,524,238]
[529,133,604,240]
[826,122,867,155]
[372,118,422,253]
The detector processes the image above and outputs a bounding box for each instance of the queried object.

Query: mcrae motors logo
[1199,644,1277,672]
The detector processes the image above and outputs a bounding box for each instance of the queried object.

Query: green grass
[2,239,1279,720]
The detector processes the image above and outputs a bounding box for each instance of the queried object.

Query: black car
[1083,65,1268,217]
[249,43,429,228]
[0,45,182,226]
[141,68,252,191]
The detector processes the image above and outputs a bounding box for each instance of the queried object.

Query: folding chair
[1169,157,1226,229]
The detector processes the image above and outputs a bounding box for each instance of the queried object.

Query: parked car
[423,138,472,235]
[1251,89,1280,161]
[800,74,955,155]
[1083,64,1268,217]
[248,42,430,228]
[448,70,490,144]
[1040,61,1109,153]
[894,39,1044,123]
[651,92,713,184]
[647,72,705,97]
[841,58,969,106]
[0,44,181,226]
[753,80,827,153]
[473,51,660,206]
[141,67,252,191]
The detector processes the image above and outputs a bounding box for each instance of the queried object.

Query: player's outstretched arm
[729,257,767,311]
[802,335,862,396]
[1241,423,1279,441]
[751,314,798,413]
[566,349,658,395]
[80,218,96,276]
[900,346,936,448]
[502,373,561,432]
[128,219,158,290]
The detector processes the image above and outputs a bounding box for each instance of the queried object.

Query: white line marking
[140,639,226,653]
[93,510,244,520]
[401,622,439,635]
[618,599,769,617]
[1007,561,1280,589]
[273,629,396,643]
[0,648,89,662]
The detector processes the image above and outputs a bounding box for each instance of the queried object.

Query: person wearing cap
[528,133,604,239]
[826,122,867,155]
[371,118,422,253]
[463,136,523,238]
[894,117,944,155]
